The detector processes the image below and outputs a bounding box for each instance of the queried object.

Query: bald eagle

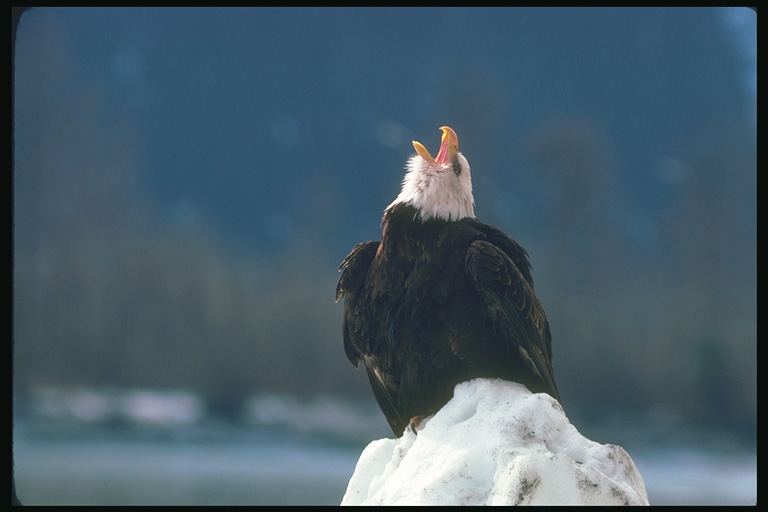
[336,126,559,437]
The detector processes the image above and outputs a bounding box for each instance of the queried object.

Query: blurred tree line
[13,8,755,437]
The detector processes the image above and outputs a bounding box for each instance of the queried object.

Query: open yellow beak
[412,126,459,165]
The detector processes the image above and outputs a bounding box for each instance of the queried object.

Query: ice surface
[342,378,649,506]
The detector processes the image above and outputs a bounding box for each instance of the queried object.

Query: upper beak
[412,126,459,165]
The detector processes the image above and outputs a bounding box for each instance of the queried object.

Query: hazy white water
[14,425,755,506]
[631,448,756,506]
[14,428,361,505]
[12,388,755,505]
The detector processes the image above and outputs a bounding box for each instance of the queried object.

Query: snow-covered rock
[341,378,649,506]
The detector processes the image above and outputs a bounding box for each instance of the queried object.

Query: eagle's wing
[464,239,560,401]
[336,240,379,366]
[337,241,409,434]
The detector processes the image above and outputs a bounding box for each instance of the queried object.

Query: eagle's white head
[386,126,475,222]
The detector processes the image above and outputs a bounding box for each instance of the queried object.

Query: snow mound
[341,378,649,506]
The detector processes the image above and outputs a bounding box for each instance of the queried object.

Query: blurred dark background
[12,7,755,504]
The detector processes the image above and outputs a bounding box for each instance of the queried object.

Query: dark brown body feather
[336,203,559,436]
